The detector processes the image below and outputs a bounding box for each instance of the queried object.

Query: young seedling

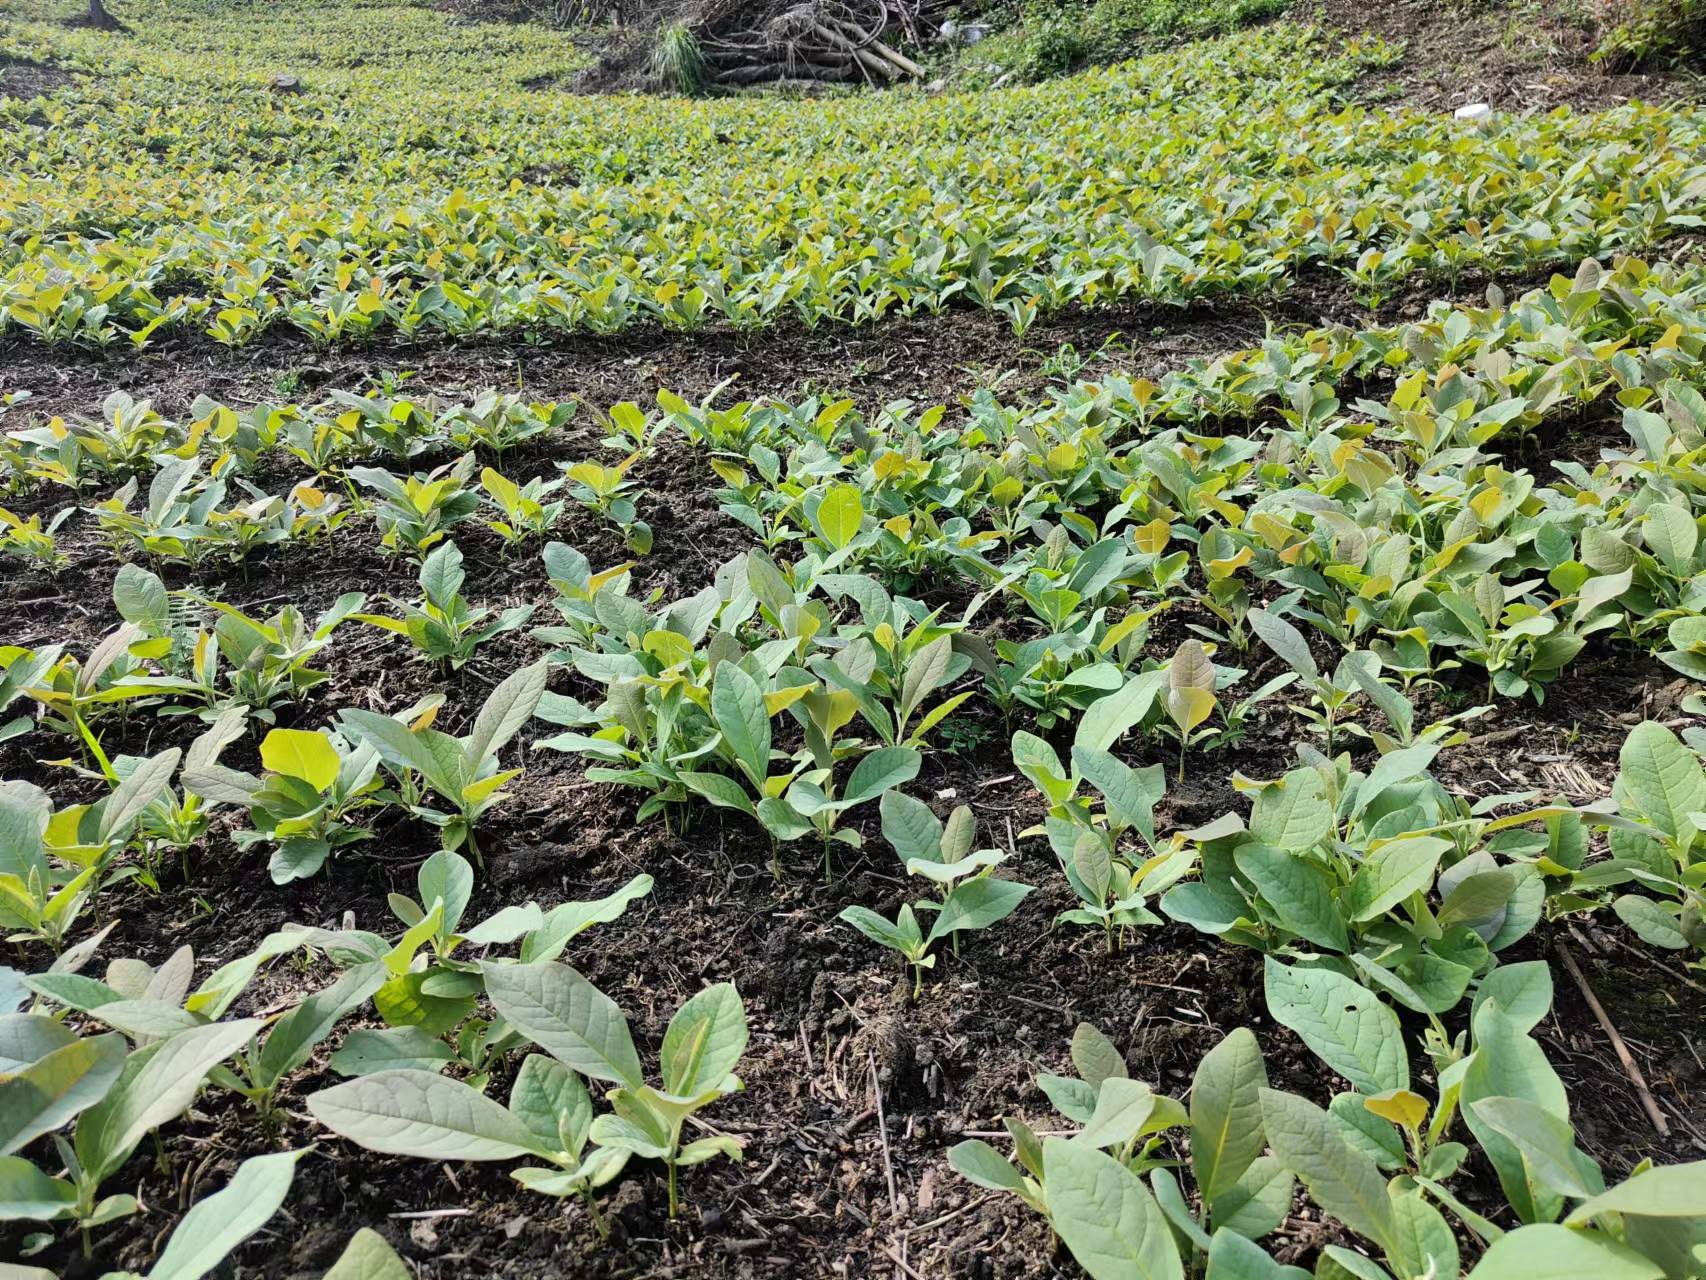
[184,724,383,883]
[341,660,549,866]
[838,792,1032,999]
[480,963,748,1220]
[354,539,533,669]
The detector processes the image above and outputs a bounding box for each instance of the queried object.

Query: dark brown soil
[0,291,1275,432]
[0,53,73,100]
[1321,0,1705,111]
[10,234,1701,434]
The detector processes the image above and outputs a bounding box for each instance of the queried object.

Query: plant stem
[465,825,485,872]
[667,1158,679,1220]
[584,1189,610,1241]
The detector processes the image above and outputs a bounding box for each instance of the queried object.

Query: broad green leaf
[1071,1023,1127,1091]
[101,748,182,840]
[815,483,864,550]
[1472,961,1553,1033]
[1567,1160,1706,1224]
[329,1025,455,1076]
[1234,844,1345,951]
[308,1070,543,1161]
[509,1054,592,1155]
[464,659,549,767]
[339,710,448,791]
[899,636,954,725]
[1204,1228,1304,1280]
[1258,1088,1394,1253]
[680,769,756,815]
[1340,837,1448,923]
[1076,1077,1158,1150]
[1263,959,1408,1094]
[1330,1093,1406,1170]
[879,791,942,863]
[0,1154,76,1220]
[480,962,642,1088]
[1212,1156,1293,1239]
[1462,1004,1568,1226]
[661,983,747,1097]
[1617,721,1706,844]
[1471,1097,1603,1202]
[1613,895,1687,949]
[257,964,387,1085]
[1192,1027,1268,1204]
[949,1139,1026,1192]
[1248,609,1319,680]
[1385,1188,1459,1280]
[112,565,170,632]
[925,878,1032,945]
[1043,1137,1184,1280]
[76,1019,263,1182]
[842,747,921,805]
[146,1149,307,1280]
[0,1032,126,1157]
[1464,1223,1663,1279]
[711,663,770,788]
[520,873,653,964]
[0,1014,77,1073]
[1248,771,1333,851]
[838,906,911,952]
[1074,669,1165,753]
[417,850,473,939]
[323,1229,411,1280]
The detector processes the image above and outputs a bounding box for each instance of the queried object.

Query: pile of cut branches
[694,0,934,87]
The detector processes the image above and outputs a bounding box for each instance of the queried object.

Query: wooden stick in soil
[1554,942,1670,1137]
[882,1242,930,1280]
[869,1051,900,1219]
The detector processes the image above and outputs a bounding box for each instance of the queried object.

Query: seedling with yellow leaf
[561,451,651,553]
[0,504,72,570]
[348,452,479,558]
[183,723,384,884]
[339,660,549,869]
[1163,639,1219,780]
[354,539,534,669]
[480,466,565,545]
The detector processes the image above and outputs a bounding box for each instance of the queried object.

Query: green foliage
[354,540,534,668]
[0,12,1699,351]
[839,793,1033,998]
[650,23,708,96]
[973,0,1290,84]
[1592,0,1706,66]
[314,964,747,1221]
[340,660,549,865]
[951,1014,1706,1280]
[183,724,384,884]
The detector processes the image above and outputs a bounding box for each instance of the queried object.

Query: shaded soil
[11,233,1706,434]
[1321,0,1705,111]
[0,53,73,101]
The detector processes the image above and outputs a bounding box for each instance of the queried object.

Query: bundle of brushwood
[696,0,934,87]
